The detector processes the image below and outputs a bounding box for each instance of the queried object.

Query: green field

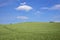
[0,22,60,40]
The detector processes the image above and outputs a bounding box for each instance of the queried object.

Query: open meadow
[0,22,60,40]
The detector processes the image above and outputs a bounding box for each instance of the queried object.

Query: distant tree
[49,21,54,23]
[10,23,12,25]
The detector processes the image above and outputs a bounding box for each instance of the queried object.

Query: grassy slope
[0,22,60,40]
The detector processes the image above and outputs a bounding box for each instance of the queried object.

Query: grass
[0,22,60,40]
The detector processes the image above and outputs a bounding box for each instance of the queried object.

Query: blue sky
[0,0,60,24]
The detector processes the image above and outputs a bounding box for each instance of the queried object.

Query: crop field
[0,22,60,40]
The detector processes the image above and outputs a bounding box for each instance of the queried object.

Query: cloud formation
[16,16,29,20]
[0,2,7,7]
[50,15,60,22]
[34,11,41,16]
[40,4,60,10]
[16,2,33,11]
[0,0,16,7]
[20,2,26,5]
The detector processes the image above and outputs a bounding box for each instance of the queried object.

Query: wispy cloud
[55,21,60,22]
[0,2,8,7]
[50,15,60,22]
[32,10,43,17]
[40,4,60,10]
[16,16,29,20]
[53,15,60,19]
[20,2,26,5]
[0,0,16,7]
[15,2,33,11]
[34,11,42,16]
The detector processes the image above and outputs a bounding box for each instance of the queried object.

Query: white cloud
[50,4,60,10]
[33,10,43,17]
[16,16,29,20]
[16,2,33,11]
[40,7,49,9]
[0,0,16,7]
[35,11,41,15]
[40,4,60,10]
[54,21,60,22]
[50,15,60,22]
[0,3,7,7]
[20,2,26,5]
[52,16,60,19]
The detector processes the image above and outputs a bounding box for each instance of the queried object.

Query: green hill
[0,22,60,40]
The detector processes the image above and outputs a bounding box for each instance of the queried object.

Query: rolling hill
[0,22,60,40]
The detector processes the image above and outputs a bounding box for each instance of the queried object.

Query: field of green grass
[0,22,60,40]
